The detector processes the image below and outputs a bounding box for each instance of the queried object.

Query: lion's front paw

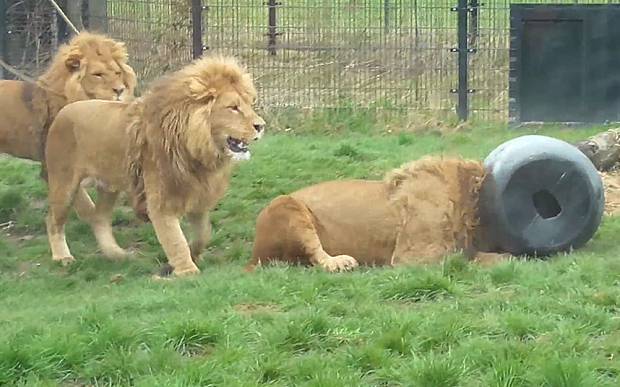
[53,256,76,266]
[322,255,359,272]
[174,266,201,277]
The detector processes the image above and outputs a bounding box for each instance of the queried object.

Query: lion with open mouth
[44,55,265,277]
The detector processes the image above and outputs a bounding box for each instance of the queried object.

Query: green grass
[1,119,620,385]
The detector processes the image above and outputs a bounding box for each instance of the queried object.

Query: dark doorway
[510,5,620,123]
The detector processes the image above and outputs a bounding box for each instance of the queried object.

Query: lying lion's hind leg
[249,195,359,272]
[90,189,130,260]
[46,176,81,265]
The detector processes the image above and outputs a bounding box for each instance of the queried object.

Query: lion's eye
[93,73,104,78]
[229,106,240,112]
[115,71,121,76]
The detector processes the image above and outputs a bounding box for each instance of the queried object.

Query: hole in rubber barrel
[532,190,562,219]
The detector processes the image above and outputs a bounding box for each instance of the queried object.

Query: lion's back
[0,80,38,130]
[47,100,133,181]
[0,80,48,159]
[0,80,28,103]
[54,100,130,139]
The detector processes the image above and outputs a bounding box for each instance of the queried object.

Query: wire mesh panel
[106,0,193,91]
[4,0,59,78]
[203,0,459,116]
[3,0,618,120]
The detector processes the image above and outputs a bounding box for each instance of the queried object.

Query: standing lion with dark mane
[44,55,265,277]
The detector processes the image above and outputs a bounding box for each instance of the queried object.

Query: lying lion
[246,157,505,272]
[44,55,265,277]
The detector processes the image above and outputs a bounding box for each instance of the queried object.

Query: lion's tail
[126,101,150,222]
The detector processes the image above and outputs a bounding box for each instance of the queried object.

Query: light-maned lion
[0,31,137,162]
[44,55,265,277]
[246,157,506,272]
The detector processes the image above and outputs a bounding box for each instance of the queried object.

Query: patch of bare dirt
[1,220,38,244]
[601,171,620,215]
[233,303,282,316]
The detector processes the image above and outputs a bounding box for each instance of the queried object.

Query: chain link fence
[106,0,192,88]
[0,0,193,91]
[1,0,616,121]
[2,0,58,77]
[206,0,460,118]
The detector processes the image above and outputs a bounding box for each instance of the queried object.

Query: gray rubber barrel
[479,135,605,256]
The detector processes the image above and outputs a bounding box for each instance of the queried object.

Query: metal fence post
[267,0,279,56]
[88,0,108,33]
[0,0,6,80]
[65,0,84,35]
[457,0,469,121]
[384,0,390,34]
[191,0,203,59]
[58,3,68,45]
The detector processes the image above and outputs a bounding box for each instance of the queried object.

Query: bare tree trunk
[88,0,108,33]
[65,0,84,35]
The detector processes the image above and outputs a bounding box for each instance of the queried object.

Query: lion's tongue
[227,137,248,153]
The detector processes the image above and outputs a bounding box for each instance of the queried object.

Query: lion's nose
[113,87,125,96]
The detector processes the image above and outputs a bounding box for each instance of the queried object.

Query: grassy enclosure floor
[1,120,620,386]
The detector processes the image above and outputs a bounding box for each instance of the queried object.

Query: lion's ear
[188,77,216,101]
[64,51,83,72]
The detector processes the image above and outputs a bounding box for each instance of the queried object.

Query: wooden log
[575,129,620,171]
